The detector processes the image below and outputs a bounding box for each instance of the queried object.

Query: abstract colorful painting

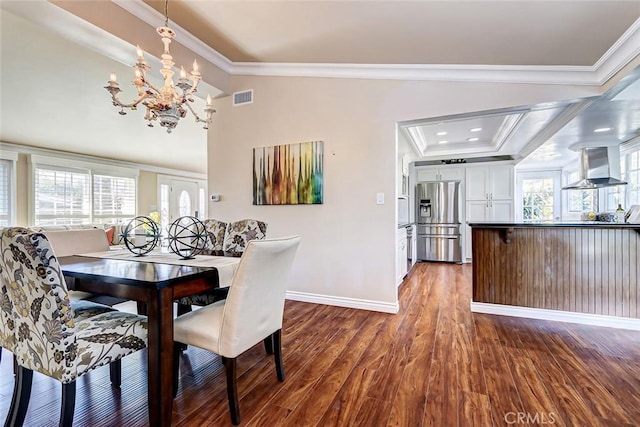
[253,141,323,205]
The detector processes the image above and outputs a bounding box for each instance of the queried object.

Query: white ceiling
[1,1,640,172]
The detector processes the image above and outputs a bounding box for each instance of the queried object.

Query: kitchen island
[469,222,640,327]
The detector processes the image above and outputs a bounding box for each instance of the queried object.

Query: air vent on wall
[233,90,253,106]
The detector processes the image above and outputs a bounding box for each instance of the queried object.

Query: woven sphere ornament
[167,216,208,259]
[122,216,161,256]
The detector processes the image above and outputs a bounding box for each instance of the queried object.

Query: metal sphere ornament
[167,216,208,259]
[122,215,161,256]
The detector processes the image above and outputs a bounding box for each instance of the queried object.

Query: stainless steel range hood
[562,145,627,190]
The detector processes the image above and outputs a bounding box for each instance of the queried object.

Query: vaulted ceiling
[1,1,639,172]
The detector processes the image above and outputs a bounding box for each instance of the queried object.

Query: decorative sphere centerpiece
[122,216,161,256]
[167,216,208,259]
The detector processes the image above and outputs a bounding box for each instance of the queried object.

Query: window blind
[93,174,136,223]
[34,166,91,225]
[0,160,10,226]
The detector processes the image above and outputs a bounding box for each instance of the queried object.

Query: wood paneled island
[469,222,640,325]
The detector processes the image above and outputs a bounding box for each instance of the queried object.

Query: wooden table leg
[146,287,175,427]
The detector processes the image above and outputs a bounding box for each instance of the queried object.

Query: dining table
[58,250,240,427]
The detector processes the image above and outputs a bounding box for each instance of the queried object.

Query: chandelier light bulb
[104,0,214,133]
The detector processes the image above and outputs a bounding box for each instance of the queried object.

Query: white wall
[207,75,597,313]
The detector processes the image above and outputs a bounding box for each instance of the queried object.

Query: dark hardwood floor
[2,262,640,426]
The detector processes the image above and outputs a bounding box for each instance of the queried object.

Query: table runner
[78,248,240,287]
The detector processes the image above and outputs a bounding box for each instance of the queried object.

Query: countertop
[468,221,640,229]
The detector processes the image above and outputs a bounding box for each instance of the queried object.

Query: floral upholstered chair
[0,269,16,365]
[203,218,228,253]
[223,219,268,255]
[0,227,148,427]
[176,219,268,314]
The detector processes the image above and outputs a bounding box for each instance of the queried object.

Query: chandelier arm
[184,101,204,122]
[109,92,154,109]
[143,81,163,97]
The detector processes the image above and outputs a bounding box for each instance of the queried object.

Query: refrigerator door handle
[420,235,460,239]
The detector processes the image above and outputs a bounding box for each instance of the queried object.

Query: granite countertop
[468,221,640,228]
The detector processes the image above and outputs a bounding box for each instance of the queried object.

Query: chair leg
[60,382,76,427]
[136,301,148,316]
[109,359,122,387]
[6,366,33,427]
[173,343,181,398]
[273,329,285,382]
[177,303,192,316]
[176,304,191,351]
[263,335,274,355]
[222,356,240,425]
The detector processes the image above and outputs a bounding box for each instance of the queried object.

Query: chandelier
[104,0,215,133]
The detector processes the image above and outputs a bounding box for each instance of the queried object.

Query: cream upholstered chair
[0,227,148,427]
[176,219,268,312]
[173,235,300,425]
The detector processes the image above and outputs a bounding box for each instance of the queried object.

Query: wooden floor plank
[2,262,640,426]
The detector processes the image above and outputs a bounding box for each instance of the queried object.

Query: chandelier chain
[164,0,169,28]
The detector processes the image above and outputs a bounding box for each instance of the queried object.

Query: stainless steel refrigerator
[415,181,462,263]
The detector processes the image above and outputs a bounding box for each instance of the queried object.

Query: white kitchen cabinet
[398,154,410,196]
[416,166,463,182]
[465,164,514,201]
[396,227,408,286]
[464,164,514,261]
[464,196,514,260]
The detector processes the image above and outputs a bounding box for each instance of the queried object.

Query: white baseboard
[286,290,399,314]
[470,302,640,331]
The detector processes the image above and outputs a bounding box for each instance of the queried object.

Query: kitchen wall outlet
[210,194,221,202]
[376,192,385,205]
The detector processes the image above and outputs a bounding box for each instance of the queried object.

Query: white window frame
[29,154,139,225]
[515,169,562,222]
[562,140,640,217]
[0,150,18,226]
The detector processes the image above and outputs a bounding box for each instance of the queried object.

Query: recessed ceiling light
[470,127,482,132]
[437,140,448,144]
[436,131,448,136]
[593,127,613,133]
[467,137,479,142]
[548,153,562,158]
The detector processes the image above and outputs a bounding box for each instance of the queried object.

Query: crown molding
[230,62,603,85]
[592,17,640,85]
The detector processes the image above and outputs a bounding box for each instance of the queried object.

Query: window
[626,149,640,206]
[0,159,12,226]
[566,171,596,213]
[34,166,91,225]
[198,188,205,220]
[93,174,136,223]
[31,155,138,226]
[522,178,555,221]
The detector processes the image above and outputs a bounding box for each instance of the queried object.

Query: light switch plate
[376,192,385,205]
